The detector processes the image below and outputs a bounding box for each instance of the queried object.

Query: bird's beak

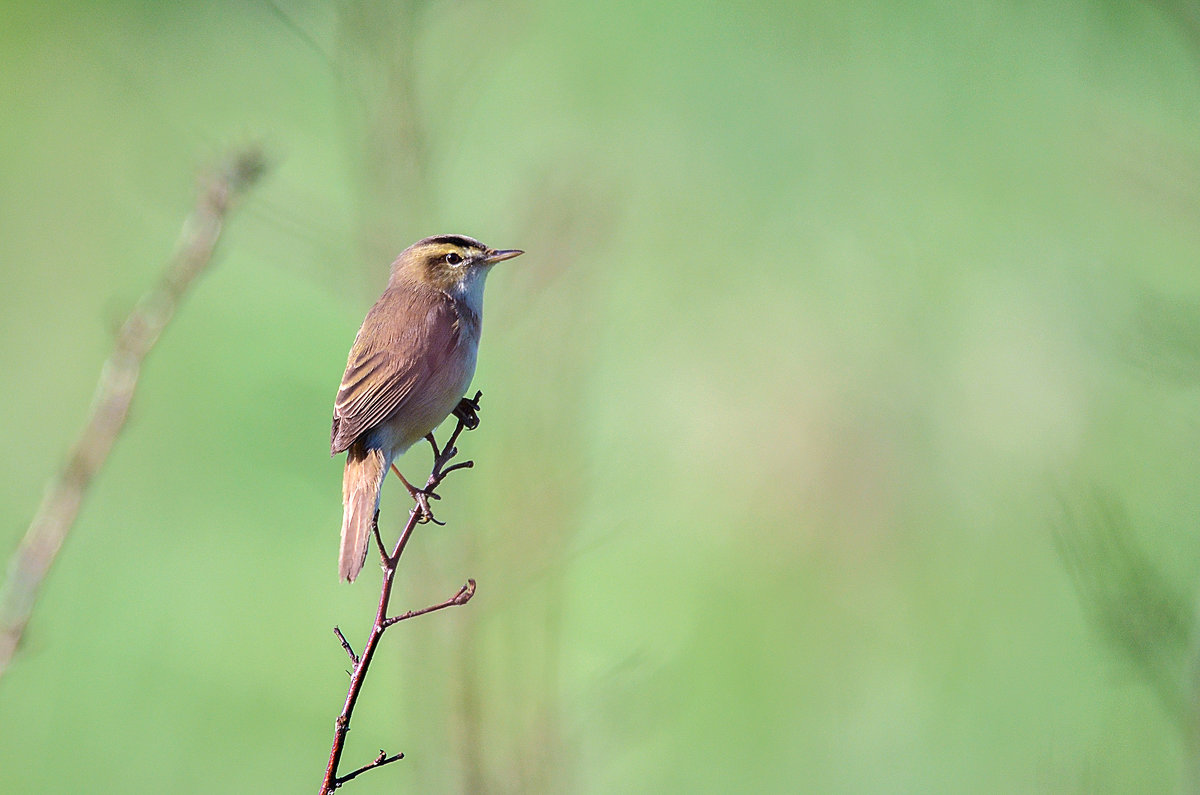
[483,248,524,265]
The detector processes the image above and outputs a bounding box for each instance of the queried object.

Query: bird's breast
[372,330,479,456]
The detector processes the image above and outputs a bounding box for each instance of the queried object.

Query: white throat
[451,265,491,316]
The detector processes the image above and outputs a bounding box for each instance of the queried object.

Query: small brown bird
[331,234,522,581]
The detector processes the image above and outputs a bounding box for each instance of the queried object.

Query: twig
[334,750,405,788]
[319,392,483,793]
[0,147,266,678]
[382,580,475,629]
[333,627,359,668]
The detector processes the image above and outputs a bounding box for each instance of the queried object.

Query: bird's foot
[452,391,482,431]
[391,463,444,524]
[412,488,445,525]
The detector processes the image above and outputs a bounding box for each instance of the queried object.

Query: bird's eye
[445,252,463,265]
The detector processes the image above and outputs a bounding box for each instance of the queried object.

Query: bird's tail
[340,440,387,582]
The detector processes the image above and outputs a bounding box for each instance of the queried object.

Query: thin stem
[441,460,475,477]
[333,627,359,667]
[370,513,389,560]
[319,399,482,793]
[382,580,476,629]
[334,750,404,788]
[0,148,266,679]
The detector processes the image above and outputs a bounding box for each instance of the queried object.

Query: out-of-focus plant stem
[0,147,266,679]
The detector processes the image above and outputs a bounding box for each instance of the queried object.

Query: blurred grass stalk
[0,147,266,678]
[1055,488,1200,790]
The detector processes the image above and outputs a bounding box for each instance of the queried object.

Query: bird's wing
[330,289,462,454]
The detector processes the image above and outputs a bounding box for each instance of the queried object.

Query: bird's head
[390,234,523,309]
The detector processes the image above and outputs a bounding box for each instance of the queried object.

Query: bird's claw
[453,391,482,430]
[412,489,445,525]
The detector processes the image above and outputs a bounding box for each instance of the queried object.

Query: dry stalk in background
[0,147,267,678]
[319,392,482,793]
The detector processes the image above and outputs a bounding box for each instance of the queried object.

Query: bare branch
[319,399,482,793]
[382,580,476,629]
[0,147,267,678]
[333,750,404,788]
[441,460,475,477]
[333,627,359,667]
[370,512,388,560]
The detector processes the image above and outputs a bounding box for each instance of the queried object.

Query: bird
[331,234,522,582]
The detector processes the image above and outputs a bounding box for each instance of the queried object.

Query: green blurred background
[4,1,1200,791]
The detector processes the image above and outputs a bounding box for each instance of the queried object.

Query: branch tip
[455,579,477,605]
[333,627,359,666]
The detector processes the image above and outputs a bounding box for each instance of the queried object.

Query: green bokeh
[3,1,1200,792]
